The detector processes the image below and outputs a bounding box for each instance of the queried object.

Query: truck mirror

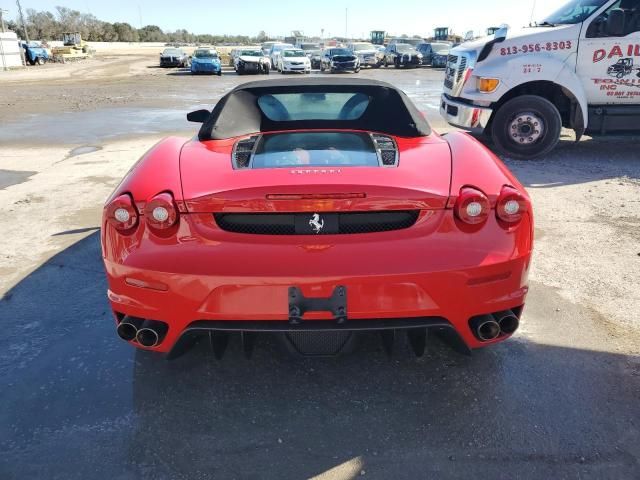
[606,9,626,37]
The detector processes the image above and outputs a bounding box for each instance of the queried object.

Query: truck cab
[440,0,640,158]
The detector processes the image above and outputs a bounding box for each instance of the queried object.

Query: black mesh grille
[214,211,420,235]
[380,150,396,166]
[232,136,259,169]
[285,331,352,356]
[371,134,398,167]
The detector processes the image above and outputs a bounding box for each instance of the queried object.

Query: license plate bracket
[288,285,347,325]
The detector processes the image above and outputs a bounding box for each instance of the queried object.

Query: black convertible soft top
[197,78,431,140]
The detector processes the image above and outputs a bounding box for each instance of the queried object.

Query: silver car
[269,43,294,68]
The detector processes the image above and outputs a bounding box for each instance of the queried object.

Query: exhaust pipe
[494,310,519,335]
[470,315,501,342]
[116,316,143,341]
[135,321,168,348]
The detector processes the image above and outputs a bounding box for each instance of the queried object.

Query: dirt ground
[1,54,639,479]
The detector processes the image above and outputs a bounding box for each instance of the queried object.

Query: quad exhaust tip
[470,309,520,342]
[116,316,168,347]
[116,316,143,341]
[495,310,519,335]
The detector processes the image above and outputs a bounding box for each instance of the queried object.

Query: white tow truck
[440,0,640,158]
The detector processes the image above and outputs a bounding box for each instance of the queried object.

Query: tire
[354,67,360,73]
[36,57,45,65]
[217,70,222,76]
[490,95,562,160]
[28,58,36,66]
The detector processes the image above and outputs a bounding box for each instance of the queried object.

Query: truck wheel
[36,57,46,65]
[490,95,562,160]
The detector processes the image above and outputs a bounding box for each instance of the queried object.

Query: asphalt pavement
[1,65,639,480]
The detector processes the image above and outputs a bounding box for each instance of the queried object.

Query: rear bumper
[440,94,493,133]
[104,210,532,355]
[331,62,358,71]
[281,64,310,72]
[192,63,220,73]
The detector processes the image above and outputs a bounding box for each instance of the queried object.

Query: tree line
[7,6,266,44]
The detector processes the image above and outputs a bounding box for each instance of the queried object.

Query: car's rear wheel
[490,95,562,160]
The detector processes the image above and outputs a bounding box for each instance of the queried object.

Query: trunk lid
[179,135,452,213]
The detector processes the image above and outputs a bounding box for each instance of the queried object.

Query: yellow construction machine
[52,32,94,61]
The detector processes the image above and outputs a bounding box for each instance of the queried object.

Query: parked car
[298,42,320,51]
[160,48,189,68]
[417,42,451,66]
[228,48,239,67]
[235,48,271,75]
[308,49,323,69]
[347,42,383,68]
[430,45,451,68]
[269,43,294,68]
[190,48,222,75]
[383,43,423,68]
[277,48,311,74]
[103,78,532,358]
[21,41,49,65]
[261,41,278,55]
[320,48,360,73]
[387,37,425,47]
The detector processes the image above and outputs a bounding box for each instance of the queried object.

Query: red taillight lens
[106,194,138,231]
[454,187,490,225]
[496,186,527,224]
[144,192,178,230]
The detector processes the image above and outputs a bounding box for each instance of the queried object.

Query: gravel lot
[0,55,639,479]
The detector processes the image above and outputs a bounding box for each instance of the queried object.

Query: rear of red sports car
[102,79,532,358]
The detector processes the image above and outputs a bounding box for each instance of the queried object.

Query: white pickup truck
[440,0,640,158]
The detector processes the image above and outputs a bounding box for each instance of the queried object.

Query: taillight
[144,192,179,230]
[106,194,138,232]
[496,186,527,224]
[454,187,490,225]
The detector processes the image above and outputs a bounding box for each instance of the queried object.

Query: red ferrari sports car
[102,78,532,358]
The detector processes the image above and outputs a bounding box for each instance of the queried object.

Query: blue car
[190,48,222,75]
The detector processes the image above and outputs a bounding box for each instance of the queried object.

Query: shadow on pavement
[0,232,638,479]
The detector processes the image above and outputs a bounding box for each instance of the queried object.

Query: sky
[5,0,562,38]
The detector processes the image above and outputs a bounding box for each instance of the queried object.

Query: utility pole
[16,0,29,42]
[345,8,348,39]
[0,8,8,33]
[530,0,537,25]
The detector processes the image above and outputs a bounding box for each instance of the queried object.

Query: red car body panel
[102,127,533,355]
[180,132,451,213]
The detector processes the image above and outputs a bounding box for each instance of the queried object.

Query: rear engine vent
[371,134,399,167]
[214,211,419,235]
[232,136,259,169]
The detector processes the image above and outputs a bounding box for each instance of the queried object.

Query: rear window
[257,92,370,121]
[251,132,378,169]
